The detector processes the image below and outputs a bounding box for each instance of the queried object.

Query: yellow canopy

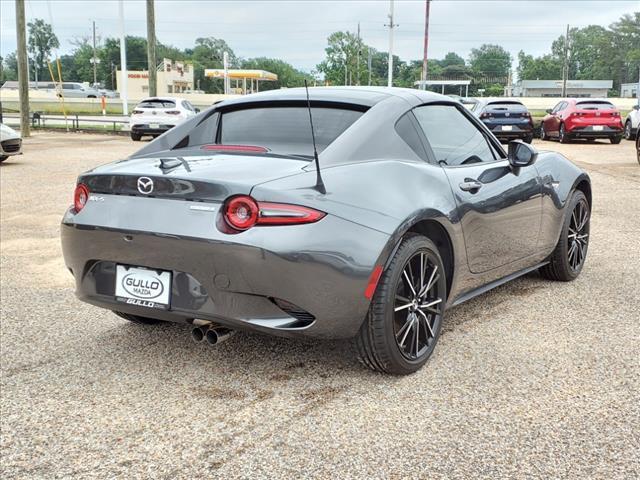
[204,69,278,81]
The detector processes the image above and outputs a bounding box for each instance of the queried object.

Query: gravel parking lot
[1,132,639,479]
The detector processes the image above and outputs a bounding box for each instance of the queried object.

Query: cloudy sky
[1,0,636,71]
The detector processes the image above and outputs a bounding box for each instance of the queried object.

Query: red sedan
[540,99,624,144]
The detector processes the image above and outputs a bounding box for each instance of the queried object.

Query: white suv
[624,104,640,141]
[129,97,199,141]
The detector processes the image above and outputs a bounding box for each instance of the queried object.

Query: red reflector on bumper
[364,265,384,299]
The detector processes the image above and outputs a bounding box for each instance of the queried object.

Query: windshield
[219,106,363,156]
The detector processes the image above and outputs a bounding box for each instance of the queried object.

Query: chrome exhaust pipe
[205,327,235,346]
[191,326,207,343]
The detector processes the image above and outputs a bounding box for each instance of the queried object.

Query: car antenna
[304,79,326,194]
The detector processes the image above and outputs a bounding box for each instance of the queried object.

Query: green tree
[27,18,59,83]
[441,52,465,68]
[517,50,562,80]
[316,31,368,86]
[189,37,237,93]
[469,44,511,78]
[1,52,19,82]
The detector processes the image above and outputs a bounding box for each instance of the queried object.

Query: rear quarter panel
[534,151,590,252]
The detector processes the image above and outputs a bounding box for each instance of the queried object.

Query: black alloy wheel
[393,251,443,361]
[567,198,590,272]
[540,190,590,281]
[354,235,446,374]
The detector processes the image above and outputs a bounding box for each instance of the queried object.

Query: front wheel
[610,135,622,145]
[0,155,8,163]
[353,235,446,375]
[130,132,142,141]
[540,126,547,141]
[623,121,632,140]
[540,190,590,281]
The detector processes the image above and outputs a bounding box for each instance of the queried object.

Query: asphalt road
[1,133,639,479]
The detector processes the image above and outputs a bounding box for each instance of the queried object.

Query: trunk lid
[79,153,309,202]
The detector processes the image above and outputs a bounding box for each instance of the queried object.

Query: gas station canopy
[204,69,278,81]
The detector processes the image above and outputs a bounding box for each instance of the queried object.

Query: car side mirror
[195,108,200,113]
[545,108,553,114]
[634,105,639,111]
[508,140,538,168]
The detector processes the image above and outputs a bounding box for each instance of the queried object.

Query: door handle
[459,179,482,192]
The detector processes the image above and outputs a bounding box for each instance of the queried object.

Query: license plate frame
[592,125,604,131]
[115,265,171,310]
[149,123,160,129]
[502,125,513,131]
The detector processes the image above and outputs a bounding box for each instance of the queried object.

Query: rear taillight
[612,112,620,117]
[73,184,89,212]
[166,110,181,115]
[480,113,491,119]
[132,109,143,115]
[222,195,325,232]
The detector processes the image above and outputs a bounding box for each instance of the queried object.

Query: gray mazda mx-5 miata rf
[61,87,591,374]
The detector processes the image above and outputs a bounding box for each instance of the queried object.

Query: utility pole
[561,24,570,97]
[15,0,30,137]
[386,0,397,87]
[421,0,431,90]
[146,0,157,97]
[356,22,361,86]
[91,21,99,86]
[118,0,128,115]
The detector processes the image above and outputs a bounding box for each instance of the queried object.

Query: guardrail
[2,112,129,133]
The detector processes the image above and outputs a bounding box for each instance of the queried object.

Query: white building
[513,80,613,98]
[116,58,194,99]
[620,82,638,98]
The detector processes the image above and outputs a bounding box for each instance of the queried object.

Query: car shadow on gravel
[87,271,549,382]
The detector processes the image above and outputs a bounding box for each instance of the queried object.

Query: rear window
[576,101,615,110]
[138,99,176,109]
[486,102,526,111]
[219,106,363,156]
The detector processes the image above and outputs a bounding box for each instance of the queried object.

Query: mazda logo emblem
[137,177,154,194]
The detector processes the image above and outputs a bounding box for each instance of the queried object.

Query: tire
[623,120,632,140]
[523,133,534,144]
[610,135,622,145]
[113,311,164,325]
[539,190,590,282]
[130,132,142,141]
[353,234,446,375]
[0,155,8,163]
[540,126,547,141]
[558,123,570,143]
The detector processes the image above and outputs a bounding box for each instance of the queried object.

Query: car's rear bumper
[60,196,390,339]
[131,124,176,135]
[567,125,622,138]
[485,123,533,140]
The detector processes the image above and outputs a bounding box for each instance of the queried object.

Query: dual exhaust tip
[191,324,234,346]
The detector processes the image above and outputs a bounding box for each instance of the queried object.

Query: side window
[413,105,497,166]
[395,113,428,162]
